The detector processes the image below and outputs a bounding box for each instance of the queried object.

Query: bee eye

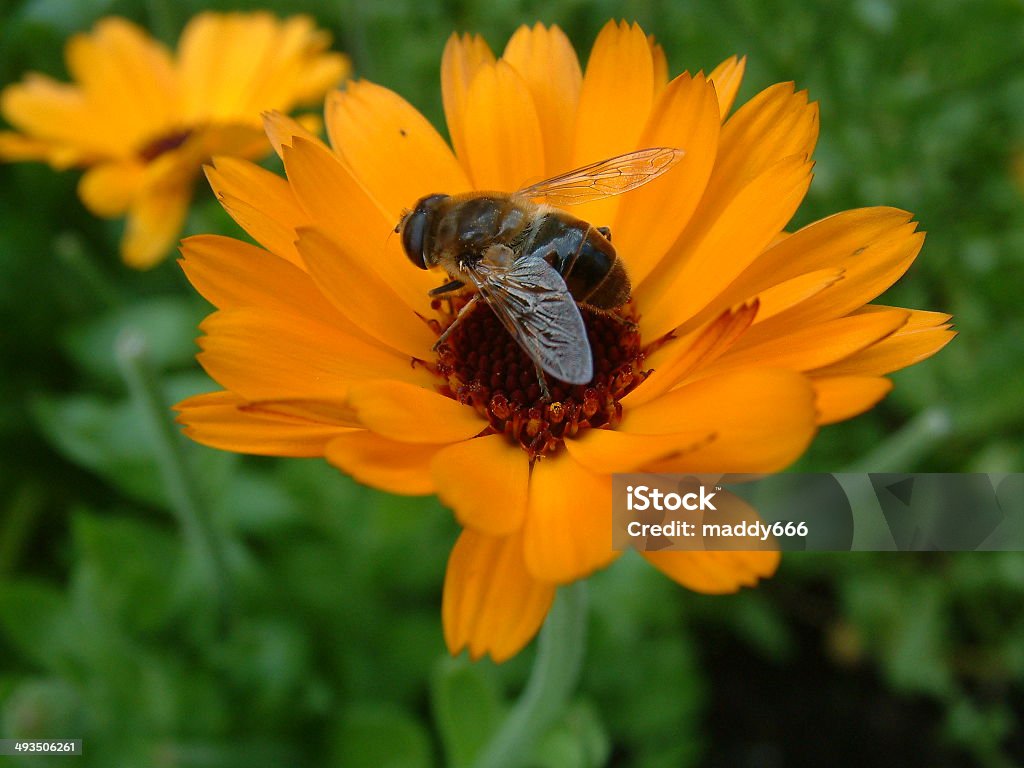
[400,195,446,270]
[400,209,429,269]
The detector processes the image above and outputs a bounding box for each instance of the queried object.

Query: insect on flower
[396,147,683,399]
[175,20,956,663]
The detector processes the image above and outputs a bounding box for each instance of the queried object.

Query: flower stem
[844,407,953,472]
[54,232,121,309]
[472,581,589,768]
[116,328,230,624]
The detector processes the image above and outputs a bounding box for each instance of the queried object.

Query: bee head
[397,194,448,269]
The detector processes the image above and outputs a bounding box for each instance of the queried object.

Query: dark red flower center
[137,128,193,162]
[431,297,650,460]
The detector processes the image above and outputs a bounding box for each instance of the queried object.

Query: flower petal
[197,308,434,399]
[573,20,655,165]
[679,208,921,338]
[78,160,146,216]
[236,16,347,108]
[281,136,436,314]
[204,157,307,267]
[629,302,758,407]
[461,61,546,190]
[648,35,669,95]
[811,310,955,376]
[0,75,106,163]
[703,82,818,213]
[707,55,746,120]
[345,380,485,444]
[570,20,656,227]
[702,308,910,376]
[176,390,356,456]
[262,109,322,159]
[750,220,924,331]
[522,451,618,583]
[295,226,437,359]
[752,267,846,322]
[431,434,529,535]
[324,80,471,220]
[637,155,813,340]
[618,369,817,473]
[178,235,342,325]
[502,24,582,175]
[874,306,952,330]
[65,17,177,149]
[441,32,496,168]
[0,129,75,165]
[811,376,894,425]
[178,12,344,123]
[565,428,715,474]
[642,550,780,594]
[326,431,442,495]
[122,180,191,269]
[443,528,555,662]
[610,72,720,285]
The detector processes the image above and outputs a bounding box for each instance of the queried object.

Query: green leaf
[882,580,954,697]
[430,656,504,767]
[72,511,178,633]
[0,581,71,671]
[32,393,164,504]
[61,296,206,384]
[31,383,234,511]
[532,700,610,768]
[332,704,434,768]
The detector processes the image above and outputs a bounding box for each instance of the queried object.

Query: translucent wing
[516,147,684,207]
[465,254,593,386]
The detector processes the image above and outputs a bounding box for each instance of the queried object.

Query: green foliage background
[1,0,1022,765]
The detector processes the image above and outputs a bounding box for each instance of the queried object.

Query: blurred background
[1,0,1022,765]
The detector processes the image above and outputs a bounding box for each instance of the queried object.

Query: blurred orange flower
[0,12,348,267]
[175,21,953,662]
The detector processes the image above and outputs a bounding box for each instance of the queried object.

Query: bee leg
[581,302,638,331]
[597,226,612,242]
[532,364,552,402]
[432,293,481,351]
[429,279,465,297]
[606,312,638,332]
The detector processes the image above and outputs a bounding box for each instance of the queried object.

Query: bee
[396,147,684,399]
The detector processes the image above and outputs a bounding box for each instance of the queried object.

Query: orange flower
[0,12,348,267]
[175,21,954,662]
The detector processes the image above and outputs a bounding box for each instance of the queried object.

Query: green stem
[473,581,589,768]
[116,328,230,623]
[54,232,121,309]
[844,407,953,472]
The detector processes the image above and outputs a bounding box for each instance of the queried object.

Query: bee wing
[465,257,594,386]
[516,147,684,207]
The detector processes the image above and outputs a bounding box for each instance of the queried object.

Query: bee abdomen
[569,232,629,309]
[579,257,629,309]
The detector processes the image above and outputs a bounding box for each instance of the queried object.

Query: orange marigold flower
[0,12,349,267]
[175,21,954,662]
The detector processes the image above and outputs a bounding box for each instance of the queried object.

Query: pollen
[432,298,649,460]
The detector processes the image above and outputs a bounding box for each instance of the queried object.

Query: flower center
[137,128,193,162]
[431,297,649,460]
